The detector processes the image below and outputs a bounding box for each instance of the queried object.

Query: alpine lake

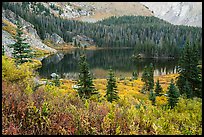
[37,48,178,80]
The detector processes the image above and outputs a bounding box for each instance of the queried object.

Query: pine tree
[11,21,33,64]
[183,80,193,99]
[141,66,149,94]
[154,79,163,96]
[167,79,180,109]
[176,41,201,98]
[77,54,98,99]
[105,69,119,103]
[141,63,154,93]
[149,89,156,105]
[149,63,154,91]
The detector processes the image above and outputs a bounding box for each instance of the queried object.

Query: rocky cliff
[2,9,57,57]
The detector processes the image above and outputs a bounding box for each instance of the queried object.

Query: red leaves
[11,102,15,111]
[4,122,19,135]
[67,127,75,135]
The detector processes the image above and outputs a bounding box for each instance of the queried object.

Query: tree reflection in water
[37,49,178,80]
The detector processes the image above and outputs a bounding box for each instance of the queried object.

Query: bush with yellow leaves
[2,56,35,94]
[155,95,168,106]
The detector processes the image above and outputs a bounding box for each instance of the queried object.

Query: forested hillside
[3,2,202,58]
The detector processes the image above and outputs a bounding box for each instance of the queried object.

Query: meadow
[2,56,202,135]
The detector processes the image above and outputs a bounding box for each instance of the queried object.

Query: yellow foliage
[156,96,168,106]
[154,74,179,93]
[2,56,33,82]
[24,59,42,70]
[2,57,201,135]
[44,84,57,93]
[55,74,179,101]
[2,56,35,94]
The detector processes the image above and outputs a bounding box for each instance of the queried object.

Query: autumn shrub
[2,80,28,135]
[2,57,202,135]
[2,80,52,135]
[155,95,168,106]
[2,56,35,94]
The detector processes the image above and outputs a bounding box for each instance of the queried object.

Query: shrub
[2,56,35,94]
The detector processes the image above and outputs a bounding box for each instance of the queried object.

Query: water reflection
[37,49,178,79]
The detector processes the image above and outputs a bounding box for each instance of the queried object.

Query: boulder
[50,73,59,79]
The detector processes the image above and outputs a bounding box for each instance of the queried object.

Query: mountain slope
[35,2,154,22]
[141,2,202,27]
[73,2,154,22]
[2,8,57,57]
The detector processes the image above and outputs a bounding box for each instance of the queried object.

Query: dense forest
[3,2,202,58]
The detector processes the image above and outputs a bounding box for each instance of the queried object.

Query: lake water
[37,48,178,79]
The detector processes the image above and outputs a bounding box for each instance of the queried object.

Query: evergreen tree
[149,89,156,105]
[77,54,98,99]
[176,41,201,98]
[154,79,163,96]
[11,21,33,64]
[183,80,193,99]
[149,63,154,91]
[105,69,119,103]
[141,66,149,94]
[141,63,154,93]
[167,79,180,109]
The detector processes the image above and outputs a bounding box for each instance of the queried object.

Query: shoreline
[46,44,178,59]
[38,73,179,81]
[45,42,134,51]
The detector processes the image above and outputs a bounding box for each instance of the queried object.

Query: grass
[59,73,179,99]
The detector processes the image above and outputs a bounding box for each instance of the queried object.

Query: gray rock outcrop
[45,33,65,44]
[2,30,15,57]
[44,53,64,65]
[2,9,57,53]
